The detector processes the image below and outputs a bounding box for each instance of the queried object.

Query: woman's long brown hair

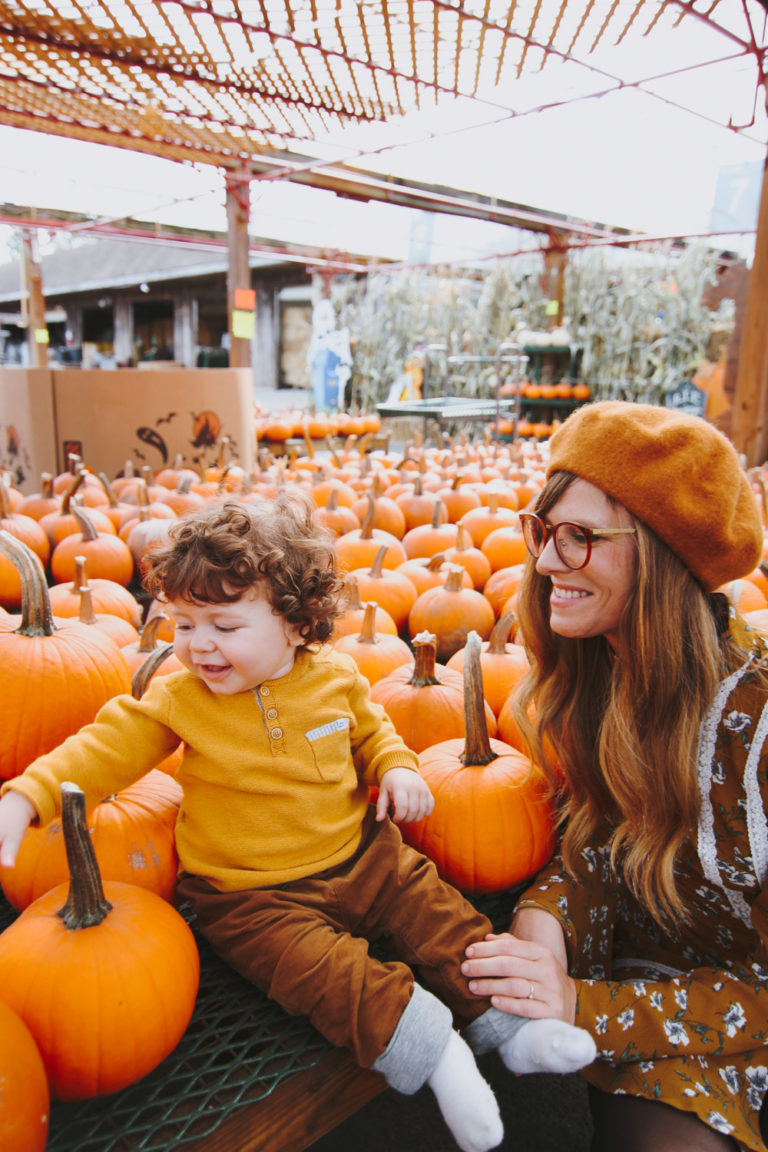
[514,470,749,925]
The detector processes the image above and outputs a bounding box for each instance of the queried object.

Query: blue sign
[664,379,707,417]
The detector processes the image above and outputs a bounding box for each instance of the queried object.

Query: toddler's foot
[499,1018,597,1074]
[428,1030,504,1152]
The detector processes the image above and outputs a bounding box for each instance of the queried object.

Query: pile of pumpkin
[253,404,383,445]
[2,434,768,1148]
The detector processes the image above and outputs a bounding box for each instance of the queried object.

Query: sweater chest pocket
[304,717,351,782]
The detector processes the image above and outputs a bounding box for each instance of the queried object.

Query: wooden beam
[731,129,768,465]
[20,229,48,369]
[226,171,253,370]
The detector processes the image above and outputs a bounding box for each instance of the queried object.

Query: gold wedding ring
[528,981,535,1000]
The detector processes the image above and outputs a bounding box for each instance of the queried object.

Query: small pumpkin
[408,564,494,663]
[47,554,143,627]
[370,631,497,753]
[50,504,134,587]
[333,601,412,685]
[350,545,418,631]
[446,610,530,718]
[0,782,199,1101]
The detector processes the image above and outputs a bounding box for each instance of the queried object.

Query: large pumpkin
[0,783,199,1101]
[400,631,555,894]
[0,530,131,780]
[0,999,49,1152]
[0,769,182,909]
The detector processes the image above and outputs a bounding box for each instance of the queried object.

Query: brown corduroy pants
[177,811,492,1068]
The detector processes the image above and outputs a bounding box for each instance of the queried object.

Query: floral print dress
[516,616,768,1150]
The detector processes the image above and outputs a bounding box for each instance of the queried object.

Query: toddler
[0,493,595,1152]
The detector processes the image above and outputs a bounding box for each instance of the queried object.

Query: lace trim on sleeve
[696,657,754,927]
[742,695,768,888]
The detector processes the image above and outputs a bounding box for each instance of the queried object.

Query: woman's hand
[461,908,577,1024]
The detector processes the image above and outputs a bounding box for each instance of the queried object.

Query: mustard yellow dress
[516,617,768,1150]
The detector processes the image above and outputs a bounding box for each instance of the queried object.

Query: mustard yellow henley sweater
[3,645,420,891]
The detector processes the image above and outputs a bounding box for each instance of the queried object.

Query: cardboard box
[52,367,254,482]
[0,367,58,492]
[0,367,255,492]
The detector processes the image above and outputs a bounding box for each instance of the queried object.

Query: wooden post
[20,229,48,368]
[731,136,768,465]
[225,168,252,370]
[542,229,567,333]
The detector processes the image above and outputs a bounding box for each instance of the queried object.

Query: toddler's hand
[376,768,434,824]
[0,790,37,868]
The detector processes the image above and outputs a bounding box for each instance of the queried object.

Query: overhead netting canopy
[0,0,764,170]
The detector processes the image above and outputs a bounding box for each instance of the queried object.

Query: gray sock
[371,983,454,1094]
[463,1005,529,1055]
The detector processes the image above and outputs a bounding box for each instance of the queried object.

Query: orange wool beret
[546,401,763,591]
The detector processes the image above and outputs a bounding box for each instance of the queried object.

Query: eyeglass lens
[522,516,590,570]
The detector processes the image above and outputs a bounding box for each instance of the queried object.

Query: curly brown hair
[142,492,344,646]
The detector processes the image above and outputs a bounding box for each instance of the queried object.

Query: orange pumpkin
[47,554,142,627]
[0,783,199,1101]
[333,574,398,639]
[408,564,494,663]
[50,505,134,587]
[333,497,407,573]
[333,601,412,685]
[350,545,418,631]
[402,498,459,559]
[400,632,556,894]
[446,611,529,718]
[0,531,131,780]
[442,523,492,590]
[0,1000,49,1152]
[370,631,497,753]
[0,770,182,909]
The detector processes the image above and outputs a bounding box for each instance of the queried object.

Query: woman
[462,401,768,1151]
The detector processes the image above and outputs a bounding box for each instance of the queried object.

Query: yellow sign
[232,309,255,340]
[34,328,50,344]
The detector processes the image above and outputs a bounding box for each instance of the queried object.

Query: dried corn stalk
[333,243,730,411]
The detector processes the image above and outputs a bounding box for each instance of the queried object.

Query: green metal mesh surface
[0,884,520,1150]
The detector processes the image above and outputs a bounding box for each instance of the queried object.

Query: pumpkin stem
[360,491,376,539]
[70,504,100,542]
[78,585,99,626]
[138,611,170,654]
[368,544,388,579]
[323,435,343,467]
[488,610,517,654]
[59,470,86,515]
[356,601,380,644]
[131,641,176,698]
[460,631,498,767]
[98,472,120,508]
[443,564,466,593]
[455,523,473,551]
[410,632,442,686]
[0,529,58,637]
[57,783,113,930]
